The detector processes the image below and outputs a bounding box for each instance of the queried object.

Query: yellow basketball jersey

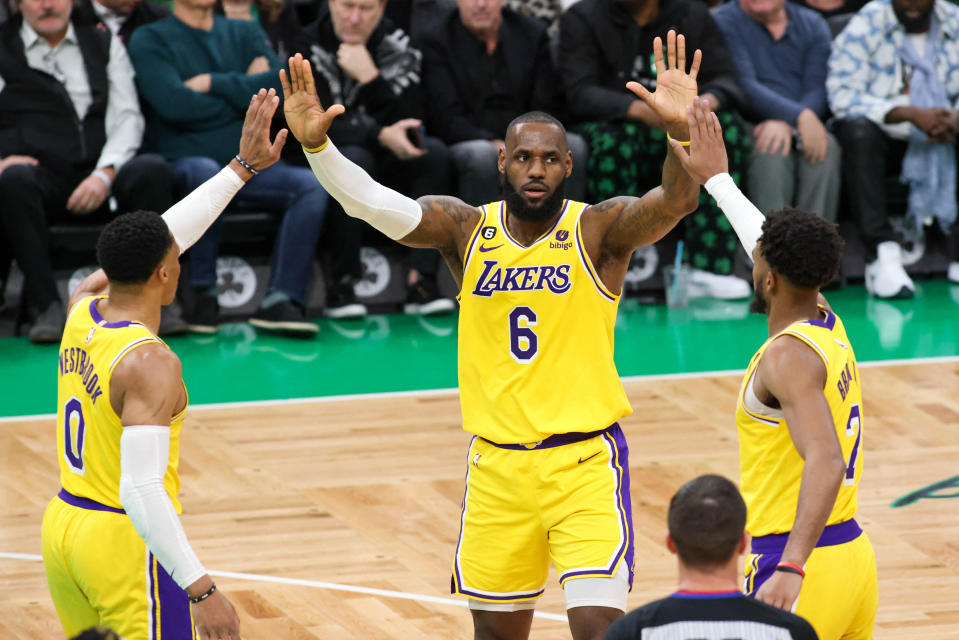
[457,200,632,444]
[736,306,862,536]
[56,296,187,512]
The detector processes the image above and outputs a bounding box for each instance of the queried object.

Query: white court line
[3,354,957,424]
[0,552,569,622]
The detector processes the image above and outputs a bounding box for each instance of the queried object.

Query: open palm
[279,53,345,149]
[627,30,701,136]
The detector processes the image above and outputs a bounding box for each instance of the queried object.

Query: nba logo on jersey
[482,226,497,240]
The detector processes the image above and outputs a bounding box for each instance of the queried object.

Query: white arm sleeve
[119,426,206,590]
[161,166,245,254]
[704,172,765,258]
[304,140,422,240]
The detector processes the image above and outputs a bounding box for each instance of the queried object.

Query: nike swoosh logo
[578,451,601,464]
[478,243,503,252]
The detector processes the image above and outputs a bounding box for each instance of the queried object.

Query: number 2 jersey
[736,306,863,537]
[56,296,187,512]
[457,200,632,444]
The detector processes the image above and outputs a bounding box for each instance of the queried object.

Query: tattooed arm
[401,197,482,287]
[581,136,699,295]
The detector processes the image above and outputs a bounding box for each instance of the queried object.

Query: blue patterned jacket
[827,0,959,139]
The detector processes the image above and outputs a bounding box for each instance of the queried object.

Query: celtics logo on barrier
[356,246,391,298]
[216,256,257,308]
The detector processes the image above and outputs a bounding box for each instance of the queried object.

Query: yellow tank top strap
[573,204,618,302]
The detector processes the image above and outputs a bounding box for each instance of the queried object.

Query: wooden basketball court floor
[1,359,958,639]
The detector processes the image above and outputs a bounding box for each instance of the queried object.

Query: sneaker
[325,279,367,319]
[249,300,318,336]
[864,241,915,299]
[29,301,65,344]
[184,293,219,334]
[687,269,751,300]
[948,262,959,283]
[404,277,455,316]
[158,301,189,336]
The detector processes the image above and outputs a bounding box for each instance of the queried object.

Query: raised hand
[236,88,287,173]
[626,30,701,141]
[280,53,345,149]
[668,97,729,185]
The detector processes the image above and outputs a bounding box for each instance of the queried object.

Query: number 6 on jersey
[509,306,538,363]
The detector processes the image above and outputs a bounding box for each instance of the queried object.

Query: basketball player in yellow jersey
[280,31,720,640]
[42,88,287,640]
[671,100,878,640]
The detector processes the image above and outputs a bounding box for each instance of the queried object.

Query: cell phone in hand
[406,125,426,150]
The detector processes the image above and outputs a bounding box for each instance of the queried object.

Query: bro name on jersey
[471,260,572,297]
[59,346,104,404]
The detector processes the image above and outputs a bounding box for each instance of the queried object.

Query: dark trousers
[574,112,750,275]
[325,135,453,283]
[833,117,959,261]
[832,117,907,258]
[0,154,174,309]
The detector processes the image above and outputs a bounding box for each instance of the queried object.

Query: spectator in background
[419,0,589,207]
[560,0,752,299]
[791,0,868,22]
[306,0,454,317]
[715,0,841,229]
[0,0,172,343]
[604,474,818,640]
[218,0,309,59]
[129,0,329,336]
[73,0,168,46]
[827,0,959,296]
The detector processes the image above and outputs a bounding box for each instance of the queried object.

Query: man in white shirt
[73,0,168,47]
[0,0,175,343]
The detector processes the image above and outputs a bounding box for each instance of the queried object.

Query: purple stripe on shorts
[155,556,192,637]
[58,488,125,514]
[558,424,634,588]
[149,553,158,640]
[455,586,545,601]
[751,519,862,555]
[745,551,780,597]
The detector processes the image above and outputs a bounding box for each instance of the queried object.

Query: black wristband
[189,582,217,604]
[775,564,804,578]
[234,154,258,175]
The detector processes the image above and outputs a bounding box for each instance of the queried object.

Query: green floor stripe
[2,283,957,418]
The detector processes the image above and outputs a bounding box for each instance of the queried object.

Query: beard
[750,285,768,315]
[893,4,932,32]
[503,177,566,222]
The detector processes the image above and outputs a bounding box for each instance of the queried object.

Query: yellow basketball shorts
[451,424,634,602]
[41,489,196,640]
[745,519,877,640]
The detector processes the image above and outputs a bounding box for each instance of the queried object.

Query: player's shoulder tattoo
[426,195,481,243]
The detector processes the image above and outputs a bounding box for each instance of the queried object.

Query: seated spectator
[827,0,959,296]
[715,0,841,230]
[791,0,868,22]
[419,0,589,207]
[560,0,752,299]
[218,0,309,59]
[129,0,330,335]
[73,0,169,45]
[306,0,454,317]
[605,474,817,640]
[0,0,174,343]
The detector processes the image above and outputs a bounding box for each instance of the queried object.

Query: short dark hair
[758,208,844,289]
[96,210,174,285]
[668,474,746,568]
[505,110,567,140]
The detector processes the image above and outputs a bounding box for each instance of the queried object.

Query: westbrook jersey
[56,296,187,512]
[457,200,632,444]
[737,307,862,537]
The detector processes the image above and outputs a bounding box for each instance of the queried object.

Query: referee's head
[667,474,747,569]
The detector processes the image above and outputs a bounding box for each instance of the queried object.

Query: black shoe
[184,293,219,334]
[158,301,189,336]
[324,279,367,319]
[249,300,318,336]
[404,277,455,316]
[29,301,65,344]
